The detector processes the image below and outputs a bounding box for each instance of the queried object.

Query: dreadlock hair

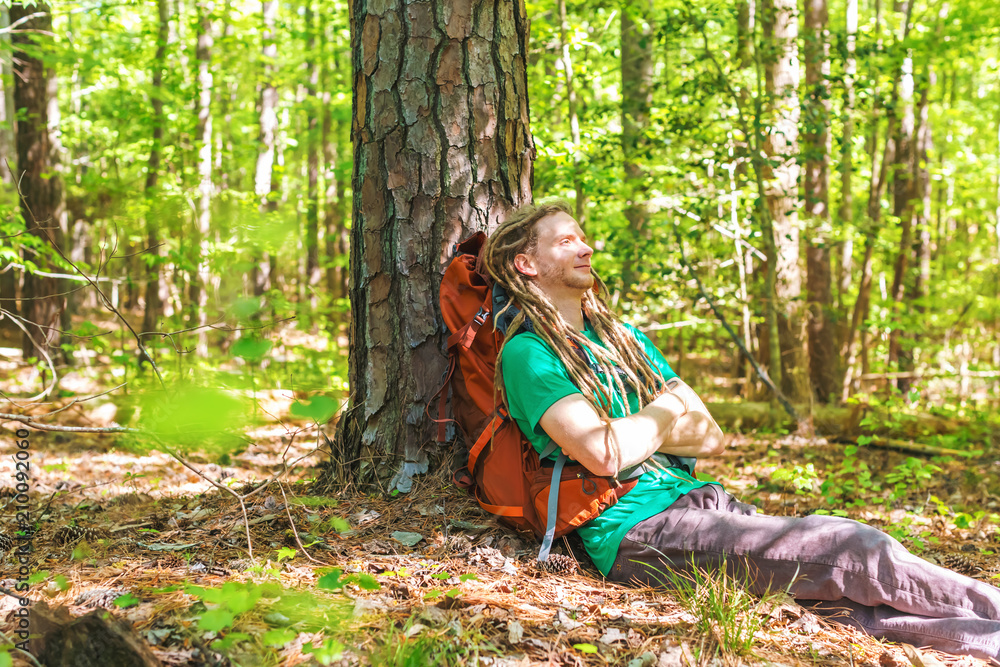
[483,201,669,450]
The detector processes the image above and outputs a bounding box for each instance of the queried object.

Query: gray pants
[607,485,1000,661]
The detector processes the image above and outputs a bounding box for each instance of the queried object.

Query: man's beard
[540,264,595,291]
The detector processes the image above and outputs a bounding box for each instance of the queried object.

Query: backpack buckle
[473,307,488,327]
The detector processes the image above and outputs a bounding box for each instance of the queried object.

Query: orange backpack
[435,234,639,560]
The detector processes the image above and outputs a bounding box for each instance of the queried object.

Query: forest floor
[1,370,999,666]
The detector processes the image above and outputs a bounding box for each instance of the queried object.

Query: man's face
[515,211,595,296]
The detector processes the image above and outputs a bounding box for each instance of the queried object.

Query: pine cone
[533,554,579,575]
[54,525,104,546]
[0,533,14,556]
[941,553,983,576]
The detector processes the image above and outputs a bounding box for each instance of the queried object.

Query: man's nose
[579,242,593,257]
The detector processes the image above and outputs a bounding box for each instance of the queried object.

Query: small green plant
[650,557,777,658]
[769,463,820,495]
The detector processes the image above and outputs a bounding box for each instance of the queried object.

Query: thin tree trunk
[0,7,18,329]
[321,16,349,308]
[336,0,534,488]
[253,0,279,297]
[304,3,321,318]
[11,2,65,363]
[736,0,754,68]
[803,0,836,402]
[836,0,857,321]
[761,0,806,400]
[190,1,213,356]
[887,49,916,380]
[841,0,913,400]
[904,69,932,394]
[620,0,654,296]
[558,0,586,224]
[142,0,170,336]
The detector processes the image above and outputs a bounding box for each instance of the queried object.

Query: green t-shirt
[501,322,714,576]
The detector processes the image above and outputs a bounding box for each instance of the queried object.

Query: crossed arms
[537,379,726,477]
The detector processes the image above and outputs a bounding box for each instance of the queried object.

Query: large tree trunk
[191,1,213,356]
[803,0,836,402]
[12,2,65,363]
[143,0,170,336]
[335,0,534,490]
[620,0,654,297]
[761,0,806,401]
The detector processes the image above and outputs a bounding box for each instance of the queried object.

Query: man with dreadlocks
[482,200,1000,661]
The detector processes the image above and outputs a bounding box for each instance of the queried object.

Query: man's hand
[656,379,726,457]
[537,379,724,477]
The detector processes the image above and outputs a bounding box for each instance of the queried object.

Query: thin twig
[0,413,136,433]
[5,163,166,388]
[0,308,57,401]
[277,482,328,565]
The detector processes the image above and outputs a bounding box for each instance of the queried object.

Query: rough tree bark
[332,0,534,490]
[620,0,654,297]
[761,0,806,400]
[11,2,65,363]
[142,0,170,336]
[803,0,837,402]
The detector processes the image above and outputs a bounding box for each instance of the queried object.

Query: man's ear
[514,252,537,277]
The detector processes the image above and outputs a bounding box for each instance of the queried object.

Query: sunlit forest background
[4,0,999,421]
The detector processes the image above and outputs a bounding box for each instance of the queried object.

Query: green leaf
[211,632,250,650]
[27,571,50,585]
[138,385,246,452]
[856,436,872,447]
[198,608,235,632]
[275,547,297,562]
[423,589,443,600]
[354,574,381,591]
[574,643,599,654]
[262,628,298,647]
[431,572,451,580]
[113,593,140,608]
[151,584,181,594]
[289,396,338,423]
[0,649,12,667]
[54,574,70,591]
[317,569,346,591]
[458,573,478,582]
[231,337,272,363]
